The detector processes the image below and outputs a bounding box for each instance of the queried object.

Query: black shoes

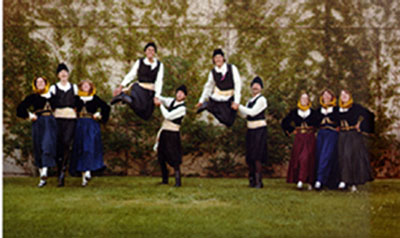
[57,171,65,187]
[161,177,168,185]
[249,175,256,187]
[110,93,133,105]
[174,170,181,187]
[196,102,208,114]
[254,173,263,189]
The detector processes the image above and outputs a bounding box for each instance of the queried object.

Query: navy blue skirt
[32,115,57,168]
[71,118,105,173]
[316,129,340,188]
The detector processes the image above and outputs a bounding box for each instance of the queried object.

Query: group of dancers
[17,42,374,191]
[17,64,111,187]
[282,89,375,192]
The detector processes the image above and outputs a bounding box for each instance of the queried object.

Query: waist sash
[247,119,267,129]
[214,87,234,97]
[295,126,314,134]
[122,82,155,93]
[54,107,76,119]
[34,109,52,116]
[153,120,181,151]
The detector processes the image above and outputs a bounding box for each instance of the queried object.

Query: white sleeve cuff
[28,112,36,120]
[94,112,101,119]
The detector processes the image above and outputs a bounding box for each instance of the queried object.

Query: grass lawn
[3,177,400,238]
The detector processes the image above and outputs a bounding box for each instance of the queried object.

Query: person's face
[81,82,91,93]
[340,90,350,103]
[322,91,333,104]
[176,90,186,102]
[300,94,309,106]
[58,70,69,82]
[251,83,262,96]
[145,46,156,59]
[36,77,46,90]
[213,55,224,67]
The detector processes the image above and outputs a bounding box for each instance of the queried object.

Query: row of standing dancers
[17,42,374,191]
[282,90,374,192]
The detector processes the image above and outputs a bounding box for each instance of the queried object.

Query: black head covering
[212,48,224,58]
[56,63,69,75]
[144,42,157,53]
[251,76,263,88]
[176,84,187,96]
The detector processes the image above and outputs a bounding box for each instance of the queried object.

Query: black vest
[168,99,185,125]
[137,58,161,83]
[212,64,234,90]
[54,83,75,108]
[246,95,265,121]
[318,106,339,128]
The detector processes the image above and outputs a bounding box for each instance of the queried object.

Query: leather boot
[110,93,133,105]
[58,168,66,187]
[161,176,168,185]
[255,173,263,189]
[174,169,181,187]
[249,174,256,187]
[160,162,169,184]
[196,102,208,114]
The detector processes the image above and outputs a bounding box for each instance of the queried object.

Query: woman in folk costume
[49,63,78,187]
[71,80,110,187]
[111,42,164,120]
[281,92,318,190]
[196,48,242,127]
[337,89,374,192]
[314,89,340,190]
[238,76,268,189]
[17,77,57,187]
[154,85,187,187]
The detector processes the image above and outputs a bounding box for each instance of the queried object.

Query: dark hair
[176,84,187,96]
[251,76,263,88]
[144,42,157,53]
[56,63,69,75]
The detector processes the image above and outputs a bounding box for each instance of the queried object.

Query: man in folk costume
[238,77,268,188]
[17,77,57,187]
[111,42,164,120]
[50,63,78,187]
[154,85,187,187]
[196,49,242,127]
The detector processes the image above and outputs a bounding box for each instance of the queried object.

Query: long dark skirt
[206,97,236,127]
[71,118,105,173]
[158,130,182,167]
[246,126,268,164]
[316,129,340,188]
[56,118,76,167]
[338,131,373,185]
[287,132,316,184]
[129,83,155,120]
[32,115,57,168]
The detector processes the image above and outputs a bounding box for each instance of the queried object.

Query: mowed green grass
[3,177,400,238]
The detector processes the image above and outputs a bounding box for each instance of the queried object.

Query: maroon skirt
[287,132,316,184]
